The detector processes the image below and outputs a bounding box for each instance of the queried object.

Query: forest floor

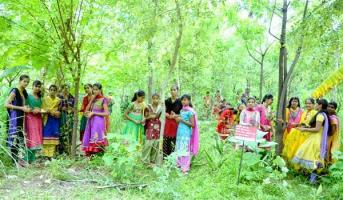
[0,121,342,200]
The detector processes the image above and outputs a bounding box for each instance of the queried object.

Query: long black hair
[262,94,273,103]
[93,83,103,95]
[247,97,256,102]
[84,83,92,88]
[93,83,102,90]
[305,97,315,105]
[309,99,332,136]
[33,80,42,97]
[152,93,160,98]
[49,84,58,91]
[19,74,29,99]
[287,97,301,108]
[20,74,30,81]
[171,85,179,91]
[328,101,338,110]
[132,90,145,102]
[181,94,193,107]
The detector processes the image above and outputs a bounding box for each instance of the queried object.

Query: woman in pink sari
[82,83,109,156]
[256,94,274,141]
[24,80,43,163]
[327,101,340,163]
[175,94,199,174]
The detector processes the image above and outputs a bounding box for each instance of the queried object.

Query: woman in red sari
[80,84,93,142]
[216,106,235,140]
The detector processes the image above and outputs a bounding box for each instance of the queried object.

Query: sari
[7,88,27,162]
[176,106,199,172]
[123,102,146,146]
[283,108,303,143]
[42,96,61,158]
[24,94,43,162]
[256,104,273,141]
[82,96,109,156]
[327,115,340,163]
[59,93,75,155]
[216,109,235,140]
[80,95,91,142]
[292,113,330,170]
[282,109,317,161]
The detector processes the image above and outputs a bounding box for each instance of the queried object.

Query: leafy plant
[102,133,143,182]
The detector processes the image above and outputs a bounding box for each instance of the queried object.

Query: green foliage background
[1,0,343,199]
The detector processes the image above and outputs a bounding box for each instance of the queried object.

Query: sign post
[234,125,257,185]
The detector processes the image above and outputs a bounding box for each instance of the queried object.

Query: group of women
[216,94,274,141]
[6,74,340,178]
[5,75,110,165]
[282,97,340,174]
[123,86,199,173]
[215,92,341,179]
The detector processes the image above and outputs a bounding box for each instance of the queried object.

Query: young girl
[5,75,31,164]
[234,103,246,125]
[239,97,260,128]
[283,97,303,143]
[142,93,162,164]
[164,86,182,157]
[327,101,340,163]
[59,84,75,155]
[80,84,93,142]
[216,106,235,140]
[82,83,109,156]
[42,85,61,159]
[24,80,43,163]
[256,94,274,141]
[123,90,146,146]
[175,94,199,174]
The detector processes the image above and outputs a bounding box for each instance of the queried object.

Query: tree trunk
[275,0,288,155]
[71,62,81,157]
[147,40,153,104]
[276,0,309,155]
[157,0,183,164]
[259,56,264,100]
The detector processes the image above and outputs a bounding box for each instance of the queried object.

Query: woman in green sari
[123,90,146,147]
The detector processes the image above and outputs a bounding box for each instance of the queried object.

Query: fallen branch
[95,183,148,190]
[52,178,147,190]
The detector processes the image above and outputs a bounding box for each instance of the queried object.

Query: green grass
[0,120,342,200]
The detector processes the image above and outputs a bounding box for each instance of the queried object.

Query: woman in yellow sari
[282,98,317,161]
[292,99,331,173]
[42,85,61,159]
[327,101,340,163]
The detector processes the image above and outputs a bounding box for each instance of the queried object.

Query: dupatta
[182,106,199,156]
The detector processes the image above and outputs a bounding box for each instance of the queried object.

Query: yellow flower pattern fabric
[312,66,343,99]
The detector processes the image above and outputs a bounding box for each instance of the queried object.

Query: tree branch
[269,0,281,41]
[246,44,262,65]
[168,0,183,77]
